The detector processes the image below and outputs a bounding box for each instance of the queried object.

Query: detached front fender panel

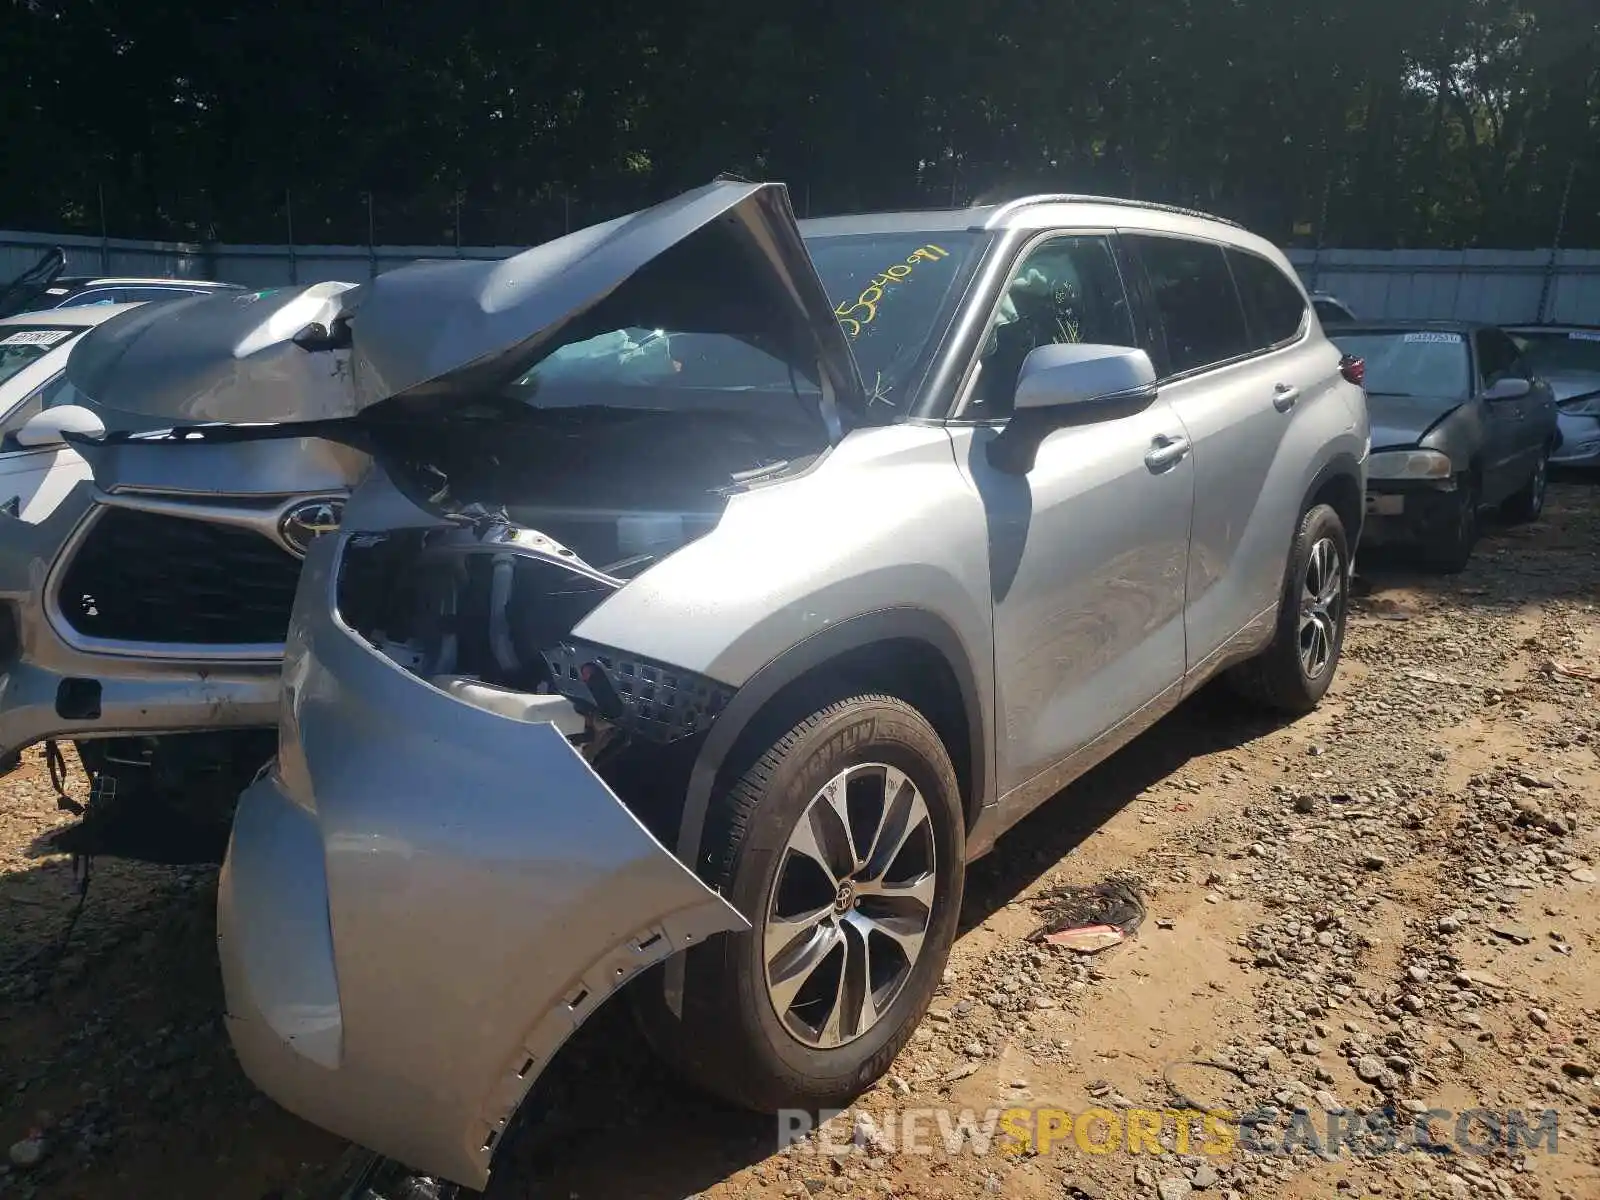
[218,535,747,1189]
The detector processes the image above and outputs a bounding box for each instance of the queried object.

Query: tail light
[1339,354,1365,387]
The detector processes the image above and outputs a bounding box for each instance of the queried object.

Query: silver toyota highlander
[0,283,366,860]
[68,180,1368,1188]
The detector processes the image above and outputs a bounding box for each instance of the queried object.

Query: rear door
[1124,234,1322,678]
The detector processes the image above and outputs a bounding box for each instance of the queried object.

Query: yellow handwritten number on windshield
[835,244,948,338]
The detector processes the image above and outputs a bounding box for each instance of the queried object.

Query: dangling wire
[15,741,96,976]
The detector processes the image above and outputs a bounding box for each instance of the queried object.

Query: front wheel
[1501,449,1549,524]
[1227,502,1350,714]
[635,694,965,1113]
[1421,476,1479,573]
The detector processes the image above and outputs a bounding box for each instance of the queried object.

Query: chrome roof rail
[979,194,1245,231]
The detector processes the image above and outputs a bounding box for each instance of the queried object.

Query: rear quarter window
[1228,249,1309,348]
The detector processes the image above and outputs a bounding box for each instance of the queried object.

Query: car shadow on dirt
[485,681,1283,1199]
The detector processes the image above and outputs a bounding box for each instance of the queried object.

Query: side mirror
[1014,343,1159,413]
[1484,377,1531,402]
[14,404,106,448]
[988,344,1158,475]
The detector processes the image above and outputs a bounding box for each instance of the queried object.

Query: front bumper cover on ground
[217,535,748,1189]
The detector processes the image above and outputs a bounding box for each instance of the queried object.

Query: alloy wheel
[1299,536,1344,680]
[763,763,937,1048]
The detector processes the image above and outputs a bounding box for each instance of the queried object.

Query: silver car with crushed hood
[0,283,366,861]
[1329,320,1557,573]
[82,180,1366,1187]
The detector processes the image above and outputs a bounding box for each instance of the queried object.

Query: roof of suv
[51,276,243,291]
[801,193,1246,237]
[0,302,145,328]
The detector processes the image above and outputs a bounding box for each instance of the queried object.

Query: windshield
[1511,330,1600,376]
[1330,331,1470,400]
[0,326,81,387]
[508,231,980,423]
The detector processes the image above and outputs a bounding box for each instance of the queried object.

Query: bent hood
[1541,371,1600,405]
[64,180,865,436]
[1367,392,1465,449]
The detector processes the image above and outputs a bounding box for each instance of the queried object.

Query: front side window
[964,235,1135,419]
[1475,329,1521,385]
[1228,249,1309,349]
[55,290,120,308]
[1511,329,1600,375]
[1127,235,1252,376]
[1328,331,1470,401]
[0,372,74,443]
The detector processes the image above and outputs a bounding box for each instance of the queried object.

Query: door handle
[1272,383,1300,412]
[1145,435,1191,471]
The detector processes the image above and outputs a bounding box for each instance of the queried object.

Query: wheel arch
[1302,451,1364,551]
[657,606,991,1020]
[675,608,993,880]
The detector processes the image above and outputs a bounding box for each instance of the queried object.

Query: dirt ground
[3,482,1599,1200]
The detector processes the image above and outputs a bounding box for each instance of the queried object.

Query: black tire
[1227,502,1350,715]
[1501,448,1549,524]
[634,693,964,1113]
[1421,475,1479,573]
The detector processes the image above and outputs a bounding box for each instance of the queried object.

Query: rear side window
[56,290,119,308]
[1228,249,1308,348]
[1127,235,1251,376]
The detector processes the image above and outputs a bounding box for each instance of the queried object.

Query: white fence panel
[5,226,1600,326]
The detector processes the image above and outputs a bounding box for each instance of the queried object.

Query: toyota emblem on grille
[278,498,346,558]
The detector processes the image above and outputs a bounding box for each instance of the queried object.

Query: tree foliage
[2,0,1596,247]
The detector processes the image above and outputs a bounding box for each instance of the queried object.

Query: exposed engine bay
[331,404,814,842]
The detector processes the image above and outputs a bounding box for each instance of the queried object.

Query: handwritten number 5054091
[835,244,947,338]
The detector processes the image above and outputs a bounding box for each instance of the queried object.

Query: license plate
[1366,493,1404,516]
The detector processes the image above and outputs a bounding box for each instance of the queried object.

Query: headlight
[1558,396,1600,417]
[1367,449,1453,480]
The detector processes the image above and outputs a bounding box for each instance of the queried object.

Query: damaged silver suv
[108,180,1365,1187]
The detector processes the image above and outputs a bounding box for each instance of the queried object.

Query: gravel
[3,483,1599,1200]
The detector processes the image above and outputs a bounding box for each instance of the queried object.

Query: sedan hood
[64,180,865,439]
[64,283,360,425]
[1367,392,1464,449]
[1540,371,1600,405]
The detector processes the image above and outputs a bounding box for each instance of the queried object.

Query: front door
[1474,328,1534,502]
[0,374,91,521]
[951,232,1194,805]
